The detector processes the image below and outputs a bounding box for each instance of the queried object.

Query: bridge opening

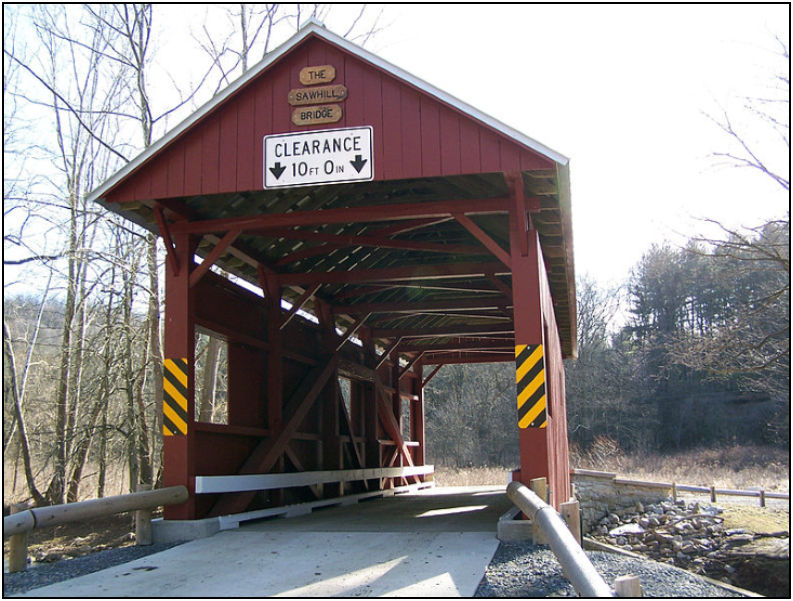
[87,21,577,522]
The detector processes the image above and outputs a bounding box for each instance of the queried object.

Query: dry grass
[434,444,789,493]
[433,466,511,487]
[571,442,790,493]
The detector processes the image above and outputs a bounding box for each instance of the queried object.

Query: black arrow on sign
[269,162,286,180]
[350,155,367,174]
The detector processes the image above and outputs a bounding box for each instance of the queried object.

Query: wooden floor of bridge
[18,486,512,597]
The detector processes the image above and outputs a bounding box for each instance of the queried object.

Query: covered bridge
[87,21,577,521]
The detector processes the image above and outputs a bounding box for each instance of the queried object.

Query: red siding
[104,34,555,204]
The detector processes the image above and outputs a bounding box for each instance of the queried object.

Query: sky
[357,4,789,285]
[4,4,789,294]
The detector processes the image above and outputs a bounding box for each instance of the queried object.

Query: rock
[609,523,645,537]
[616,536,627,546]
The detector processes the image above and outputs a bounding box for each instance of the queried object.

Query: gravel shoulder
[3,542,182,597]
[475,541,746,597]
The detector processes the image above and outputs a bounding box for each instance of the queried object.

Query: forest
[3,5,789,506]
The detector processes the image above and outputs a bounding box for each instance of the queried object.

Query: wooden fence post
[710,486,716,503]
[8,503,30,573]
[614,574,643,597]
[760,490,766,508]
[560,499,581,546]
[672,482,677,502]
[135,484,152,546]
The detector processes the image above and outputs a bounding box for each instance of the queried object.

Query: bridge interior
[88,22,576,521]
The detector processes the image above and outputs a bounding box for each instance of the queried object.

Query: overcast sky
[354,4,789,285]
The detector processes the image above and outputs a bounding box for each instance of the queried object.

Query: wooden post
[672,482,677,502]
[710,486,716,503]
[614,575,643,597]
[135,484,153,545]
[530,477,548,544]
[560,499,581,546]
[760,490,766,508]
[8,503,29,573]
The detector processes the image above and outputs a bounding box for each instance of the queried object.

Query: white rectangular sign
[263,126,373,189]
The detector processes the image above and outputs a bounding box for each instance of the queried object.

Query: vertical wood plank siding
[104,35,554,204]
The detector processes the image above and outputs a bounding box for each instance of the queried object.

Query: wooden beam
[422,351,514,364]
[400,339,513,353]
[335,313,371,352]
[371,324,514,339]
[374,381,420,483]
[421,364,444,388]
[486,272,513,297]
[277,261,507,287]
[374,337,402,370]
[279,283,321,330]
[153,207,180,275]
[283,446,323,500]
[189,229,241,288]
[505,171,529,257]
[373,217,452,237]
[398,352,424,380]
[208,355,340,516]
[453,212,512,268]
[170,196,511,235]
[332,297,509,315]
[274,229,485,266]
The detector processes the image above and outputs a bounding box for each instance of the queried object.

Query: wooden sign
[292,104,343,126]
[288,84,348,106]
[299,65,336,86]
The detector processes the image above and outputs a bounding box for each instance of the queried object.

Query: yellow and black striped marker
[515,344,546,429]
[163,357,188,436]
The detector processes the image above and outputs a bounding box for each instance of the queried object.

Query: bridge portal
[87,21,577,520]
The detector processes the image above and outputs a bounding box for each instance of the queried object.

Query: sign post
[263,126,373,189]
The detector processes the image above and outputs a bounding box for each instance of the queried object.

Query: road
[18,485,511,597]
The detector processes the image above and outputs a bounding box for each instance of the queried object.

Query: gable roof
[87,19,568,204]
[86,19,577,358]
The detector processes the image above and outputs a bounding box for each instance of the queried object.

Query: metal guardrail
[507,481,615,597]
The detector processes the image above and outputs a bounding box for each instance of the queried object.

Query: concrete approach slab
[19,486,511,598]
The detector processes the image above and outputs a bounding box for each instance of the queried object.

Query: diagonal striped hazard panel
[515,344,546,429]
[163,358,189,436]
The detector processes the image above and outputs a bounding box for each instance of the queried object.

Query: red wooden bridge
[87,20,576,525]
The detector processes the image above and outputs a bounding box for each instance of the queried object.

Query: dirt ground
[3,511,160,564]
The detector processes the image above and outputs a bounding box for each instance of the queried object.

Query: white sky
[5,4,789,293]
[355,4,789,285]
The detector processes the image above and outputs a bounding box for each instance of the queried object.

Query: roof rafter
[169,197,511,235]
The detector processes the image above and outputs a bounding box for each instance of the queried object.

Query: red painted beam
[453,212,512,269]
[279,283,321,330]
[153,207,180,275]
[189,229,241,288]
[398,352,424,380]
[423,351,514,364]
[371,324,514,339]
[274,230,485,266]
[332,297,510,315]
[277,261,507,286]
[374,337,402,370]
[399,339,514,353]
[335,313,371,352]
[169,196,511,235]
[421,364,444,388]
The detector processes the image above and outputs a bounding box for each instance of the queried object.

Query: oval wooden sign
[299,65,336,86]
[291,104,343,126]
[288,84,348,106]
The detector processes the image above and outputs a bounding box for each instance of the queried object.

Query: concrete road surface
[20,485,511,597]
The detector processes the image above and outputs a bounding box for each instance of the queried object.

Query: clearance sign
[263,126,373,188]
